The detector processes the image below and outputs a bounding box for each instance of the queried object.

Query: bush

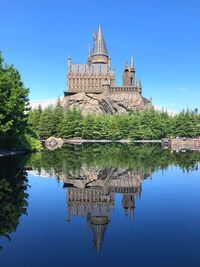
[15,134,42,151]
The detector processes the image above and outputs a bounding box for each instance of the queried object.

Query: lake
[0,143,200,267]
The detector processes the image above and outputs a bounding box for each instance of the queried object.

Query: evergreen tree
[28,105,42,136]
[59,108,83,138]
[128,112,143,139]
[107,115,122,140]
[52,99,64,136]
[38,106,54,139]
[82,114,94,139]
[172,111,197,138]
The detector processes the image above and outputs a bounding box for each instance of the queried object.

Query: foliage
[15,134,43,151]
[28,105,42,136]
[28,105,200,140]
[0,52,29,148]
[59,108,83,138]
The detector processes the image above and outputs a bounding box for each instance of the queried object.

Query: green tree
[59,108,83,138]
[0,52,29,148]
[82,114,94,139]
[38,106,54,139]
[172,111,198,138]
[28,105,42,136]
[51,99,64,136]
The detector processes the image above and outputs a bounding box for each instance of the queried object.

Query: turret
[91,25,109,64]
[87,43,92,66]
[122,194,135,222]
[130,56,135,86]
[67,55,71,69]
[130,56,134,69]
[122,59,135,86]
[136,79,141,88]
[102,79,110,95]
[136,79,142,94]
[108,57,111,68]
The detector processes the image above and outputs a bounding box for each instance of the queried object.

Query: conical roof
[91,223,107,252]
[92,25,108,57]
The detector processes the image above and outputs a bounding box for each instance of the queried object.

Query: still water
[0,144,200,267]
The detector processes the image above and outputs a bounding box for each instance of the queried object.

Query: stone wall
[169,139,200,151]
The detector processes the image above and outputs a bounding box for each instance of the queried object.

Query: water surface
[0,144,200,267]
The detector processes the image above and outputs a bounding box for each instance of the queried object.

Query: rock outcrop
[61,92,153,114]
[45,136,64,150]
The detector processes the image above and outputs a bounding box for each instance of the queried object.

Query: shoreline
[0,150,27,158]
[63,139,161,144]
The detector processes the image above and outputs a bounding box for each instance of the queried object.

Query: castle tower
[102,79,110,95]
[122,194,135,222]
[67,55,71,69]
[136,79,142,94]
[88,216,109,253]
[66,25,115,94]
[122,63,130,86]
[122,57,135,86]
[87,43,92,66]
[130,56,135,86]
[91,25,109,64]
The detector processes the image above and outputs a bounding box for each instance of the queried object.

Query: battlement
[110,86,141,94]
[64,85,142,95]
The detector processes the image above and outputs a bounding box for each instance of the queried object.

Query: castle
[62,25,153,114]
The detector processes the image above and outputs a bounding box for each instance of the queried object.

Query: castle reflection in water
[61,167,151,252]
[31,167,151,252]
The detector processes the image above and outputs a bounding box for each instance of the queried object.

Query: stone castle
[61,25,153,114]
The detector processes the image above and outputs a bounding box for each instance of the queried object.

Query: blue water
[0,144,200,267]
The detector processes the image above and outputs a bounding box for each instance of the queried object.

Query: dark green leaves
[0,52,29,148]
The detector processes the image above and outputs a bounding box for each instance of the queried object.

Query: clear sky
[0,0,200,112]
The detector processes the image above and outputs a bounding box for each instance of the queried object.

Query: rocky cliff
[61,92,153,114]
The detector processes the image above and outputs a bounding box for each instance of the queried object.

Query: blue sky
[0,0,200,112]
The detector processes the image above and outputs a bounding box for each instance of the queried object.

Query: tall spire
[88,43,91,58]
[88,43,92,66]
[130,56,134,69]
[91,25,109,64]
[92,25,108,56]
[91,223,107,253]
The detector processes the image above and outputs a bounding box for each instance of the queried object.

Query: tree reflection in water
[0,156,29,250]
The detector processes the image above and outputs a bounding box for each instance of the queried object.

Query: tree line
[28,101,200,140]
